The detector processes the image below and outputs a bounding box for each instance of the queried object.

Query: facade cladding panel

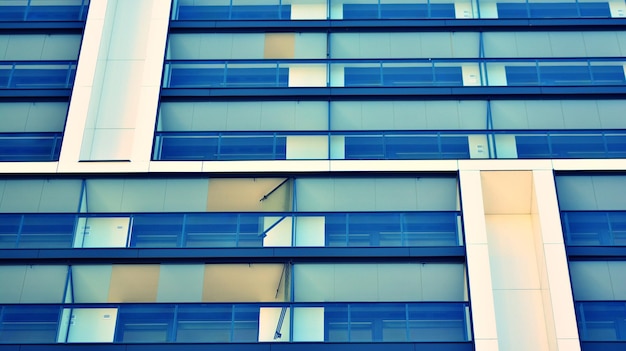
[0,1,625,351]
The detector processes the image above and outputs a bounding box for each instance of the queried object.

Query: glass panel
[609,212,626,245]
[550,134,605,158]
[577,302,626,341]
[404,212,459,246]
[496,2,611,18]
[129,214,184,248]
[324,305,349,342]
[515,135,551,158]
[0,134,62,161]
[157,134,219,160]
[18,214,75,248]
[407,303,467,341]
[176,305,233,342]
[115,305,175,343]
[0,214,20,248]
[232,305,260,342]
[563,212,611,246]
[0,305,60,343]
[606,134,626,158]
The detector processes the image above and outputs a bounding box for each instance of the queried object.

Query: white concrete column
[459,170,499,351]
[59,0,171,172]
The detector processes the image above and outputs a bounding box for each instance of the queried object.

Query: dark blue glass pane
[26,6,85,21]
[325,305,349,342]
[433,67,464,86]
[325,214,348,246]
[550,135,605,158]
[383,67,463,86]
[538,66,591,86]
[577,302,626,341]
[350,304,407,342]
[130,214,183,248]
[344,67,381,86]
[232,305,260,342]
[591,66,626,85]
[385,135,440,159]
[10,68,71,89]
[441,136,470,158]
[348,213,402,246]
[225,68,288,87]
[177,5,290,20]
[609,213,626,245]
[496,3,528,18]
[178,6,229,20]
[505,66,539,86]
[407,303,467,341]
[0,7,25,21]
[342,4,378,19]
[185,213,239,247]
[0,68,9,87]
[529,3,579,18]
[169,68,224,88]
[606,135,626,158]
[158,135,219,160]
[404,212,459,246]
[0,136,60,161]
[241,214,266,247]
[218,136,286,160]
[344,136,384,159]
[563,212,610,246]
[579,2,611,17]
[19,214,75,248]
[515,135,551,158]
[0,215,21,248]
[0,305,61,343]
[176,305,234,342]
[115,305,175,343]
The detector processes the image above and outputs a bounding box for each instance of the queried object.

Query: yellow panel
[206,178,291,212]
[264,34,295,59]
[108,265,160,302]
[202,264,287,302]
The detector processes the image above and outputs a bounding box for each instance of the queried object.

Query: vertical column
[459,170,499,351]
[60,0,171,171]
[532,170,581,351]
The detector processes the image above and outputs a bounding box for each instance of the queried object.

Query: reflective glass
[577,302,626,341]
[115,305,175,343]
[18,214,75,248]
[0,305,61,344]
[0,215,21,248]
[407,303,468,341]
[0,134,62,161]
[130,214,184,248]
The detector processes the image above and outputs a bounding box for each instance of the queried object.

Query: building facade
[0,0,626,351]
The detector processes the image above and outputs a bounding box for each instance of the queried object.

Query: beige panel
[264,33,295,59]
[108,265,160,302]
[207,178,292,212]
[481,171,533,215]
[203,264,287,302]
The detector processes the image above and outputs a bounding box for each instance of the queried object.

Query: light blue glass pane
[176,305,234,342]
[130,214,184,248]
[115,305,176,343]
[578,302,626,341]
[407,303,467,341]
[404,213,459,246]
[18,214,75,248]
[0,305,61,344]
[563,212,610,246]
[0,215,20,248]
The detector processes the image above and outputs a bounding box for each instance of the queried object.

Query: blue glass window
[563,212,626,246]
[0,215,21,248]
[156,134,287,160]
[344,135,470,160]
[497,2,611,18]
[115,305,176,343]
[0,2,89,21]
[343,3,455,19]
[344,66,463,87]
[185,214,263,247]
[169,67,289,88]
[577,302,626,341]
[176,5,291,20]
[0,214,75,248]
[0,134,62,161]
[175,305,259,342]
[0,305,61,344]
[130,214,184,248]
[506,65,626,86]
[0,66,76,89]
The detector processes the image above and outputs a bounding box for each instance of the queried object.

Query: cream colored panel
[493,290,550,351]
[265,33,295,59]
[108,265,160,302]
[0,266,26,303]
[295,216,325,247]
[291,3,326,19]
[84,128,135,160]
[455,1,473,18]
[609,0,626,17]
[286,136,328,159]
[288,65,327,87]
[79,217,129,248]
[67,308,118,343]
[207,178,291,212]
[462,64,480,86]
[263,216,293,247]
[203,264,287,302]
[293,307,325,341]
[157,264,204,302]
[481,171,533,215]
[21,265,68,303]
[72,265,113,303]
[259,307,290,342]
[469,134,489,159]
